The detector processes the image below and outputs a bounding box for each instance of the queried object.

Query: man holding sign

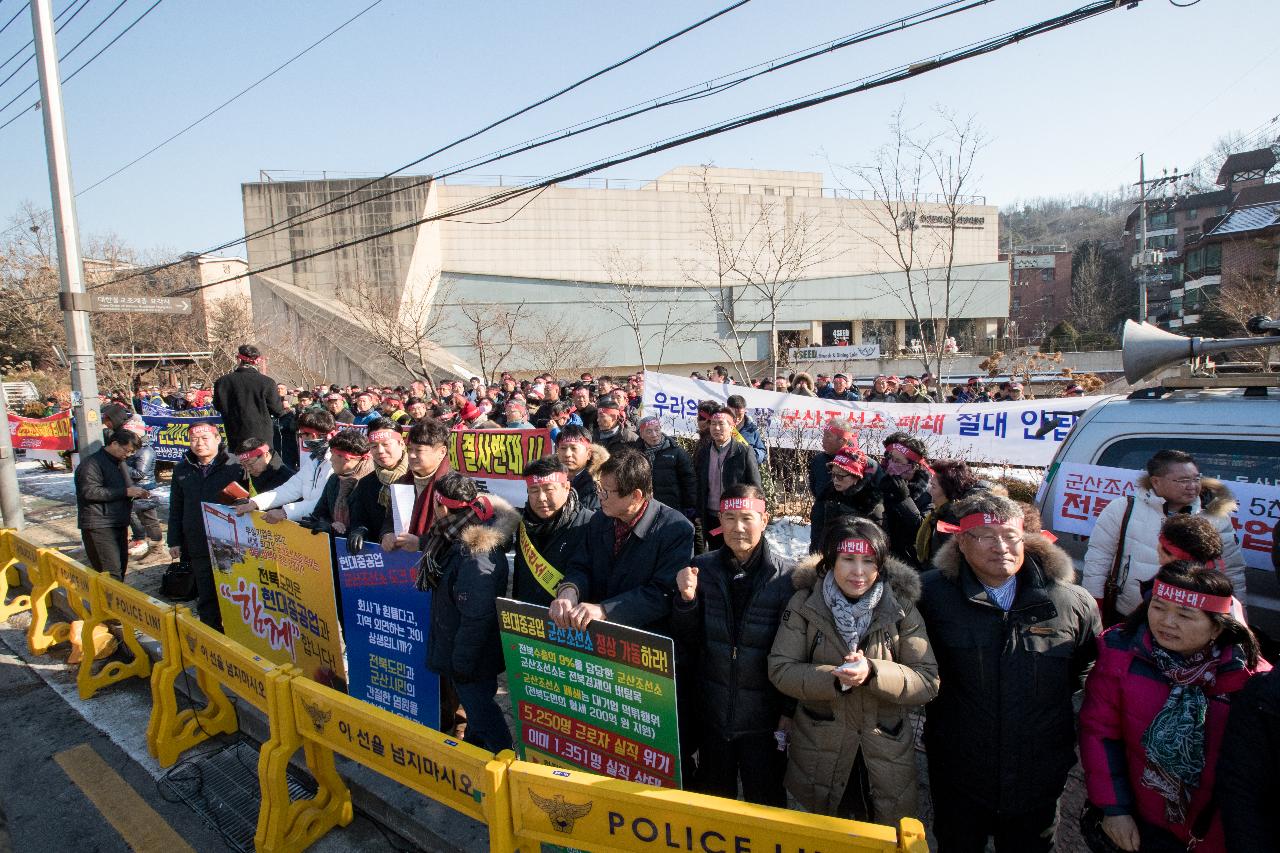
[512,457,593,607]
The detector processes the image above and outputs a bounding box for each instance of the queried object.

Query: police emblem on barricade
[299,698,331,733]
[529,790,593,833]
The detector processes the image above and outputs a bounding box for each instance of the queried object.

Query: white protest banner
[389,484,415,535]
[642,370,1110,467]
[1048,462,1279,570]
[790,343,881,361]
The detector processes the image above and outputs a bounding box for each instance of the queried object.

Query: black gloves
[879,475,911,503]
[346,527,367,553]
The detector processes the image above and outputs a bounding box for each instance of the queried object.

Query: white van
[1035,378,1280,636]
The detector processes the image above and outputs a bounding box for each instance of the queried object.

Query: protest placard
[497,598,681,789]
[449,428,553,507]
[142,415,226,462]
[7,410,73,451]
[335,537,439,728]
[643,370,1110,467]
[1048,462,1280,570]
[200,504,346,682]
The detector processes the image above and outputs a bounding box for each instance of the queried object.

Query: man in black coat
[167,421,243,630]
[694,406,762,553]
[634,416,696,518]
[591,397,637,452]
[551,448,694,634]
[212,344,284,450]
[671,484,794,806]
[1217,667,1280,849]
[511,456,593,607]
[236,438,296,496]
[919,493,1100,852]
[74,430,149,578]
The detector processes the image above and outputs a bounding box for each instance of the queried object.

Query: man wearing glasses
[919,494,1101,852]
[1082,449,1247,622]
[549,448,694,634]
[74,429,150,580]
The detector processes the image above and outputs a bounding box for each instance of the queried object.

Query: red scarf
[408,457,452,537]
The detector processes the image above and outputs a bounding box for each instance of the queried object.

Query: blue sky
[0,0,1276,259]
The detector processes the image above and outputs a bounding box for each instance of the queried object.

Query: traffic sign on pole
[58,293,194,315]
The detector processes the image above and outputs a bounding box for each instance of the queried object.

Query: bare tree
[339,274,455,382]
[593,248,689,372]
[457,299,529,383]
[0,203,66,368]
[843,107,988,384]
[519,315,608,375]
[682,168,838,383]
[1069,242,1121,333]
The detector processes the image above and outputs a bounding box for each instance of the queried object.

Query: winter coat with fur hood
[919,533,1101,815]
[569,443,609,513]
[425,496,520,682]
[768,555,939,823]
[1082,475,1247,616]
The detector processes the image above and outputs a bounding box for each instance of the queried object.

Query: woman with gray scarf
[769,517,938,824]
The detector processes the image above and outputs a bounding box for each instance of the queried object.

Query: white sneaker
[127,539,149,558]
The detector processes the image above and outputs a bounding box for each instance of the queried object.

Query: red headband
[936,513,1024,535]
[886,443,925,465]
[368,429,402,444]
[1159,534,1224,570]
[838,538,875,555]
[237,444,270,461]
[526,472,568,485]
[1152,579,1232,614]
[825,423,855,436]
[330,448,367,460]
[720,497,766,513]
[558,435,591,446]
[236,353,260,364]
[436,494,495,521]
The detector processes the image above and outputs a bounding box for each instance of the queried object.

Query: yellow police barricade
[288,677,517,852]
[153,612,351,853]
[27,548,97,655]
[0,530,35,621]
[74,573,173,699]
[506,761,929,853]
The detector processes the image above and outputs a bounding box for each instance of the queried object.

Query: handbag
[1080,800,1219,853]
[159,559,197,600]
[1101,496,1135,627]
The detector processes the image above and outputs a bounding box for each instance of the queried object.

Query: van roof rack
[1127,373,1280,399]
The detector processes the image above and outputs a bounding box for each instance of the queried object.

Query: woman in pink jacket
[1079,562,1269,852]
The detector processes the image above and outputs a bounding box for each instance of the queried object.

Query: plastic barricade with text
[0,529,35,621]
[27,547,95,655]
[77,573,174,699]
[147,610,352,853]
[505,760,928,853]
[288,676,516,852]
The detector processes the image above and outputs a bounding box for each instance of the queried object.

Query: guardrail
[0,529,929,852]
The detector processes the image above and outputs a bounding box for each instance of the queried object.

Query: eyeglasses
[967,532,1024,548]
[1158,475,1202,486]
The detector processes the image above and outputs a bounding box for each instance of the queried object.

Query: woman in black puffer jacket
[809,448,884,553]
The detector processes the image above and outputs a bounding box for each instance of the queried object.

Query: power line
[100,0,985,286]
[0,4,24,40]
[0,0,126,115]
[0,0,164,133]
[77,0,387,194]
[161,0,1143,300]
[0,0,91,79]
[176,0,759,254]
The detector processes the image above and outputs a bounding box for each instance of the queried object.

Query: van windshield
[1097,437,1280,487]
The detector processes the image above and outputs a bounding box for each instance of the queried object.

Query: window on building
[1150,210,1175,228]
[1205,243,1221,274]
[1185,208,1198,221]
[1045,295,1055,313]
[1186,249,1203,276]
[1011,295,1021,311]
[1040,267,1055,282]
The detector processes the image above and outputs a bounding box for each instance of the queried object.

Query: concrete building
[999,245,1072,342]
[242,167,1005,383]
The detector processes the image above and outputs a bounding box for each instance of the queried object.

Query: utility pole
[0,389,26,530]
[1133,154,1188,325]
[31,0,101,459]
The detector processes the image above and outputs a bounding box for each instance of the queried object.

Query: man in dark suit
[212,344,284,450]
[550,448,694,634]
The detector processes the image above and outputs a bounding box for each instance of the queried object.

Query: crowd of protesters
[64,343,1276,852]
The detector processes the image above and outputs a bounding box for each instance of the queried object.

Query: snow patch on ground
[766,517,810,560]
